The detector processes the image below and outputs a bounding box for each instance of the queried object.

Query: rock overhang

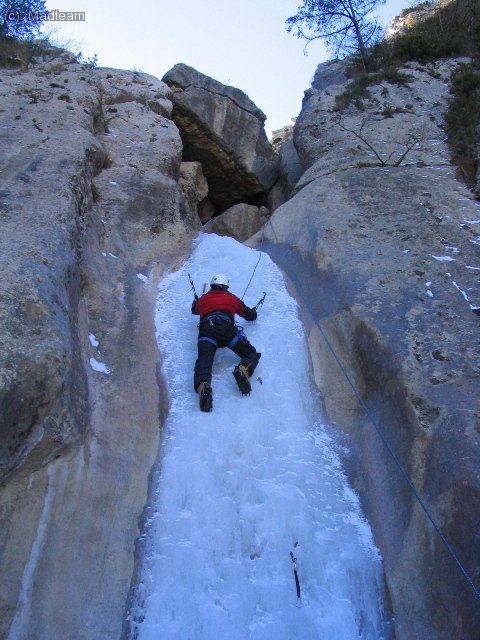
[162,63,279,213]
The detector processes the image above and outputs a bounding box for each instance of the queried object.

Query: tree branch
[333,114,424,167]
[333,114,386,165]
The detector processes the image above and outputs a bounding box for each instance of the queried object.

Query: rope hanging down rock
[264,216,480,602]
[241,222,267,300]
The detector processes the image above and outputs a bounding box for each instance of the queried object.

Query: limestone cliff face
[261,58,480,640]
[0,46,200,639]
[2,42,479,640]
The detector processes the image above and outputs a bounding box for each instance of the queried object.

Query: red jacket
[192,290,257,321]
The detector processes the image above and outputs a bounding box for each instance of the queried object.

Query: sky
[43,0,411,136]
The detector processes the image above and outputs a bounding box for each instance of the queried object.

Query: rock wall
[2,42,479,640]
[0,47,199,639]
[203,203,269,242]
[261,58,480,640]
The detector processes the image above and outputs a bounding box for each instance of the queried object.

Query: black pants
[194,316,261,390]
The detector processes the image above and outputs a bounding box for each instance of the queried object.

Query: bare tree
[0,0,46,39]
[333,113,423,166]
[286,0,385,70]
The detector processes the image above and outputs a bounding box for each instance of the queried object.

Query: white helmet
[211,274,229,288]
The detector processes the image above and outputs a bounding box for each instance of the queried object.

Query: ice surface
[130,234,387,639]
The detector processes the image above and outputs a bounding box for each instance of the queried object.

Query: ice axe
[254,292,266,311]
[188,273,198,301]
[290,550,301,601]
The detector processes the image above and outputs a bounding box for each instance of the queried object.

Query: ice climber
[192,274,261,412]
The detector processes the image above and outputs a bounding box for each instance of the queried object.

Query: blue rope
[265,217,480,601]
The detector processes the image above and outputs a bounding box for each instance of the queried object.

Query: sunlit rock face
[162,63,279,212]
[2,38,479,640]
[263,57,480,640]
[0,46,199,640]
[203,203,269,242]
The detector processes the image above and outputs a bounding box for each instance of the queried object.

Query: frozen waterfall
[128,234,387,639]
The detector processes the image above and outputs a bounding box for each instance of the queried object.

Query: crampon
[233,365,251,396]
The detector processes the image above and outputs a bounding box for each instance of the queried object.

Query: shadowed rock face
[263,58,480,640]
[162,63,279,212]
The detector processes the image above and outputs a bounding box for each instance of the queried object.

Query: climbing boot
[233,365,251,396]
[198,382,213,412]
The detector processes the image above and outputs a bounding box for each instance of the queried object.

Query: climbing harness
[198,336,218,348]
[197,316,247,353]
[290,549,302,603]
[197,324,247,352]
[227,324,246,350]
[199,311,233,326]
[264,216,480,602]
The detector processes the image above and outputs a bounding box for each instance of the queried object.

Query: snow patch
[432,255,455,262]
[452,281,470,303]
[89,333,99,348]
[89,358,110,374]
